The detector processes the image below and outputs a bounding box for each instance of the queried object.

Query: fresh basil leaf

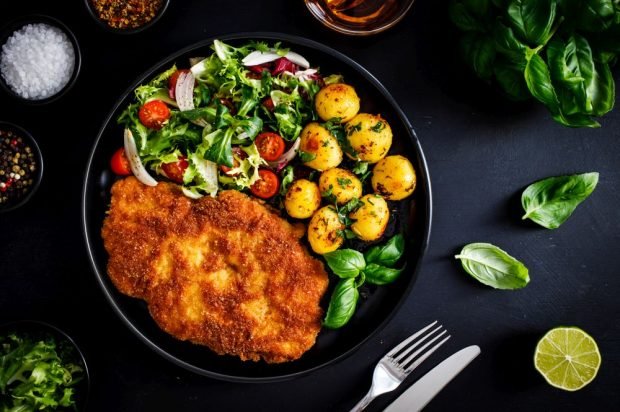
[455,243,530,289]
[364,234,405,267]
[576,0,616,32]
[363,263,403,285]
[323,278,359,329]
[547,35,593,113]
[494,59,531,100]
[493,21,530,67]
[323,249,366,278]
[460,33,497,79]
[524,53,563,113]
[521,172,599,229]
[507,0,558,46]
[589,60,615,117]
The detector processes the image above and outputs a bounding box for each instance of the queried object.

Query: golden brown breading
[102,177,328,363]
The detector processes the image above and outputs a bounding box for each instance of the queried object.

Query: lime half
[534,327,601,391]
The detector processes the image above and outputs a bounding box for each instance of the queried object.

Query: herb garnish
[323,234,406,328]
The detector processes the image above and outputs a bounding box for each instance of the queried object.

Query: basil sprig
[521,172,599,229]
[322,234,405,329]
[455,243,530,290]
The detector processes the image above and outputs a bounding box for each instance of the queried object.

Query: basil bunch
[450,0,619,128]
[323,234,405,329]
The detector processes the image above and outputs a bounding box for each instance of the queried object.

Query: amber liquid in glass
[319,0,400,27]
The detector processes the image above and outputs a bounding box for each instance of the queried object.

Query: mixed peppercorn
[90,0,164,29]
[0,129,38,207]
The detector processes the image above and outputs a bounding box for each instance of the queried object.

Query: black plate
[82,32,432,383]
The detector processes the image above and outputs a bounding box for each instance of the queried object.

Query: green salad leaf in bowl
[0,323,87,411]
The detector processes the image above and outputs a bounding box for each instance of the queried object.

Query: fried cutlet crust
[102,177,328,363]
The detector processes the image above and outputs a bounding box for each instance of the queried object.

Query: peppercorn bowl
[0,121,43,213]
[0,15,81,105]
[84,0,171,35]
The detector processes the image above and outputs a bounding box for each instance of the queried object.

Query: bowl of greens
[0,321,89,411]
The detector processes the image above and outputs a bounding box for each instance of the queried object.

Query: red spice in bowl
[90,0,165,30]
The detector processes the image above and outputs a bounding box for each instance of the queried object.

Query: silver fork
[349,321,450,412]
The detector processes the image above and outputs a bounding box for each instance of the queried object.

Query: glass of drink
[304,0,415,36]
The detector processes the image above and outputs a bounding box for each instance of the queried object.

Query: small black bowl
[84,0,171,35]
[0,320,90,410]
[0,121,43,213]
[0,15,81,105]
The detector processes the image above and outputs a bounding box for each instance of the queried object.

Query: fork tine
[386,321,438,358]
[403,334,451,374]
[392,325,444,362]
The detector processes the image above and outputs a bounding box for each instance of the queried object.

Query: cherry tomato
[138,100,170,130]
[219,147,247,175]
[110,148,132,176]
[250,169,280,199]
[161,156,189,183]
[168,69,191,99]
[255,132,285,161]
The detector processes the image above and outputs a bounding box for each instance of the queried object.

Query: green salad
[114,39,338,199]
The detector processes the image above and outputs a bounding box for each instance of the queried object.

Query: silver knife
[383,345,481,412]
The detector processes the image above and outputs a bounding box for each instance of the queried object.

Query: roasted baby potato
[307,206,345,254]
[285,179,322,219]
[299,122,343,171]
[345,113,392,164]
[318,168,362,205]
[350,194,390,241]
[371,155,417,201]
[314,83,360,123]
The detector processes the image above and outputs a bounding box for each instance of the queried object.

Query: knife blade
[383,345,481,412]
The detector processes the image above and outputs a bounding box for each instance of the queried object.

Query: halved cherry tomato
[168,69,191,99]
[138,100,170,130]
[250,169,280,199]
[161,156,189,183]
[219,147,247,175]
[110,148,132,176]
[255,132,285,161]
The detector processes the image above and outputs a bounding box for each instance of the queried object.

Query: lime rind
[534,327,601,391]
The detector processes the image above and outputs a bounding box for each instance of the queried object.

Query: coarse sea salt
[0,23,75,100]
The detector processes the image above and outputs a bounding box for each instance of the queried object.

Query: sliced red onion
[124,128,158,187]
[242,50,310,69]
[268,137,300,172]
[175,71,195,111]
